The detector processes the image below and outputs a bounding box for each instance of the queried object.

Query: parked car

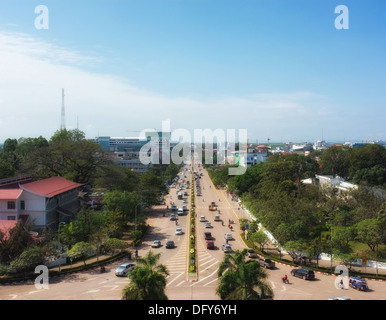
[205,222,212,228]
[258,257,275,269]
[224,233,233,240]
[171,205,177,211]
[214,215,221,221]
[204,232,212,240]
[199,216,206,222]
[207,241,215,250]
[166,240,175,249]
[177,208,184,215]
[152,240,161,248]
[170,213,177,220]
[290,268,315,280]
[222,244,232,253]
[246,248,257,258]
[175,227,183,235]
[115,263,135,277]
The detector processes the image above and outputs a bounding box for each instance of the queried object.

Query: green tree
[350,144,386,186]
[102,190,142,223]
[23,131,108,183]
[320,145,350,178]
[0,222,34,264]
[102,238,127,255]
[9,246,45,274]
[250,230,269,252]
[67,241,94,266]
[216,249,273,300]
[355,219,384,252]
[122,250,169,300]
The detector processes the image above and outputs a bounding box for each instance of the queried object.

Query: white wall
[19,192,46,226]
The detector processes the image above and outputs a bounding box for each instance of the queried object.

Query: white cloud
[0,30,331,143]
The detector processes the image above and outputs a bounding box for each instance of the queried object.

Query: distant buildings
[94,132,171,173]
[225,144,269,168]
[315,174,358,193]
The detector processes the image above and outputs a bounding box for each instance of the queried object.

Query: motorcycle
[282,276,289,284]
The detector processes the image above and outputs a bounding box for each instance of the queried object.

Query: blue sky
[0,0,385,143]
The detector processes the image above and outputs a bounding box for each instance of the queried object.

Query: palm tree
[216,249,273,300]
[122,250,169,300]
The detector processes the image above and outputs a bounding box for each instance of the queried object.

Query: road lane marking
[191,268,218,286]
[176,280,185,287]
[203,278,218,287]
[166,272,184,286]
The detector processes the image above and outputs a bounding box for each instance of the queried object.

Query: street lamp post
[135,203,142,230]
[58,221,66,272]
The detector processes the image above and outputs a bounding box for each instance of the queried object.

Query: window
[7,201,16,210]
[7,216,16,220]
[20,200,25,210]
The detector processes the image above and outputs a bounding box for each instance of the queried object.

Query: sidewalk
[48,251,131,273]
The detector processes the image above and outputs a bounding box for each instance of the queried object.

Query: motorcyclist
[282,275,288,283]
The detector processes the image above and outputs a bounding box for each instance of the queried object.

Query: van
[290,268,315,280]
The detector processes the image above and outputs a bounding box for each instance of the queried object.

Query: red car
[206,241,215,250]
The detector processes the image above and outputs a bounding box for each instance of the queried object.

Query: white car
[199,216,206,222]
[224,233,233,240]
[115,263,135,276]
[175,227,183,235]
[222,244,232,253]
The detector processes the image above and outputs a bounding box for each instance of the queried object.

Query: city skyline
[0,0,385,144]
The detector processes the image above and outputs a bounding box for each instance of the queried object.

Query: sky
[0,0,385,144]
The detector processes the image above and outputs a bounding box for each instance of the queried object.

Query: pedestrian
[128,251,132,260]
[135,250,138,258]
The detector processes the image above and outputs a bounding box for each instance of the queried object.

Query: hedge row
[188,163,196,274]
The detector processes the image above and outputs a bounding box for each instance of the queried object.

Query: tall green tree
[216,249,273,300]
[122,250,169,300]
[67,241,95,266]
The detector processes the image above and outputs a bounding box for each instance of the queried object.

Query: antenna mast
[61,88,66,130]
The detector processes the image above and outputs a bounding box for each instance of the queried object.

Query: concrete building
[94,133,172,172]
[315,175,358,193]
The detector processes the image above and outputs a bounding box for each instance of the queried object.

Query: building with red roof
[0,176,83,232]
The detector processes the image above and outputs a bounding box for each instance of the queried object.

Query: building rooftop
[0,189,23,200]
[20,176,83,198]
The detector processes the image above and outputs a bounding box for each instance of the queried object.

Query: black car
[204,232,212,240]
[166,240,175,249]
[290,268,315,280]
